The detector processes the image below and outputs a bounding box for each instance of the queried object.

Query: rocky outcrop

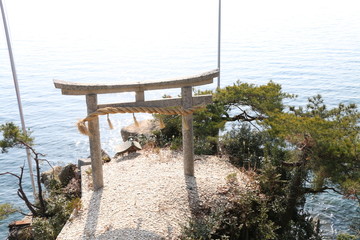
[59,164,77,187]
[40,166,63,189]
[63,176,81,198]
[41,164,81,189]
[8,217,32,240]
[10,164,82,239]
[120,119,161,142]
[55,164,81,198]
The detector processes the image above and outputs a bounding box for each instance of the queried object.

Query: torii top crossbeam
[54,69,219,95]
[54,69,219,190]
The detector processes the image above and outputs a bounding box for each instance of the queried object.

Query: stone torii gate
[54,69,219,190]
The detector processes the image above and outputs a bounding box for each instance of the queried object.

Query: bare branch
[18,211,32,217]
[0,172,20,179]
[13,166,38,216]
[248,120,262,132]
[38,158,53,170]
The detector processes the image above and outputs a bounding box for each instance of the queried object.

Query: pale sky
[2,0,359,43]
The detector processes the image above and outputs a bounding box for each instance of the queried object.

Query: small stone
[101,149,111,163]
[115,138,142,157]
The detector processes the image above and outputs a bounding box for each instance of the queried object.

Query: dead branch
[1,167,38,216]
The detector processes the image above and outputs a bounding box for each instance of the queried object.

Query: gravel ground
[57,149,251,240]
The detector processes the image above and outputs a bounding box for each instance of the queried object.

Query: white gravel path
[57,149,251,240]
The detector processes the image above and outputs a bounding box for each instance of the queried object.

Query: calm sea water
[0,0,359,238]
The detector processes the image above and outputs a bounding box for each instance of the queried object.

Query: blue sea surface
[1,0,359,238]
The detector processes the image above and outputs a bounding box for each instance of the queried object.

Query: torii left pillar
[182,86,194,176]
[86,94,104,189]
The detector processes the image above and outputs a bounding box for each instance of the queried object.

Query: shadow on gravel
[96,228,164,240]
[83,188,103,239]
[81,189,172,239]
[115,152,141,163]
[184,175,202,217]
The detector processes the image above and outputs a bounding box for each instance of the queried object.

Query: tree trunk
[34,153,47,217]
[281,148,308,231]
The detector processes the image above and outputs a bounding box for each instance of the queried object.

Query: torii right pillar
[182,86,194,176]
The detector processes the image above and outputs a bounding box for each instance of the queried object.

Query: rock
[101,149,111,163]
[8,218,32,240]
[40,166,63,189]
[78,158,91,168]
[58,164,77,187]
[114,138,142,157]
[63,177,81,198]
[120,119,161,142]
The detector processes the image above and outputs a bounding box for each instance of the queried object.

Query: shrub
[0,203,17,220]
[337,233,358,240]
[180,177,278,240]
[221,124,266,168]
[32,196,80,240]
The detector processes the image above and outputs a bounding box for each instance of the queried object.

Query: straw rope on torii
[77,105,205,136]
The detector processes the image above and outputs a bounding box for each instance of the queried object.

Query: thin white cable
[0,0,37,200]
[217,0,221,89]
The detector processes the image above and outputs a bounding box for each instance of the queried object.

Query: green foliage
[0,122,33,153]
[153,105,223,154]
[32,195,78,240]
[180,212,221,240]
[221,123,266,168]
[213,191,277,240]
[194,137,217,155]
[215,80,295,117]
[257,157,322,240]
[152,115,182,149]
[0,203,17,220]
[266,95,360,202]
[67,198,82,213]
[32,217,56,240]
[258,160,287,201]
[281,217,322,240]
[181,176,321,240]
[181,181,278,240]
[46,178,63,196]
[193,89,227,154]
[154,82,358,238]
[154,81,294,155]
[336,233,358,240]
[182,85,359,239]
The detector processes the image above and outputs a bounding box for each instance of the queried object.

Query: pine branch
[222,112,266,122]
[303,186,343,195]
[282,161,303,167]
